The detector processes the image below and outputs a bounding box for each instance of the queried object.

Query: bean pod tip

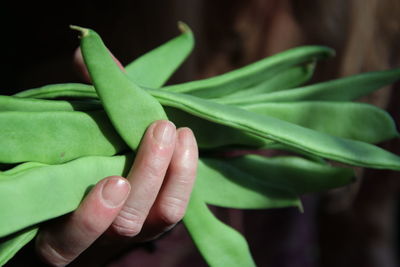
[70,25,89,38]
[177,21,191,34]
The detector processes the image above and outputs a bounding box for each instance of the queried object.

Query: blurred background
[2,0,400,266]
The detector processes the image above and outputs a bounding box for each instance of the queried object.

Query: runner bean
[225,155,355,194]
[183,187,257,267]
[148,88,400,170]
[196,158,301,209]
[124,21,194,88]
[0,154,133,237]
[12,85,399,168]
[163,46,334,98]
[217,68,400,105]
[0,227,38,266]
[12,82,400,169]
[0,154,303,237]
[0,94,100,112]
[222,61,316,99]
[242,101,399,144]
[0,111,126,164]
[72,25,168,150]
[14,83,97,99]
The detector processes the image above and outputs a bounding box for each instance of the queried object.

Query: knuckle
[158,196,187,225]
[36,234,73,267]
[171,149,198,176]
[78,216,102,237]
[175,162,197,178]
[112,205,144,237]
[142,155,167,179]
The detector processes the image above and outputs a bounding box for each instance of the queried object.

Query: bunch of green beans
[1,23,400,266]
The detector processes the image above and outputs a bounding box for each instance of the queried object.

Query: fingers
[111,120,177,237]
[35,121,198,266]
[143,127,198,238]
[35,177,130,266]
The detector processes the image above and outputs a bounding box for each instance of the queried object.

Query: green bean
[242,101,399,144]
[12,85,398,165]
[148,88,400,170]
[124,22,194,88]
[14,83,97,100]
[196,158,301,209]
[164,106,269,148]
[183,187,256,267]
[218,68,400,105]
[0,93,100,112]
[0,227,38,266]
[0,153,298,236]
[73,26,168,150]
[0,111,126,164]
[0,162,46,176]
[0,107,264,165]
[164,46,334,98]
[0,154,133,237]
[226,155,355,194]
[222,61,316,99]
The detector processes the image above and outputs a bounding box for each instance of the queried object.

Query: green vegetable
[149,88,400,170]
[0,227,38,266]
[183,187,257,267]
[0,111,126,164]
[242,101,399,144]
[223,61,316,99]
[124,21,194,88]
[0,154,133,237]
[217,68,400,105]
[13,83,99,100]
[164,46,334,98]
[0,93,100,112]
[71,25,168,151]
[197,158,301,209]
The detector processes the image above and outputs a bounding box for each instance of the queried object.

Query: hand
[35,120,198,266]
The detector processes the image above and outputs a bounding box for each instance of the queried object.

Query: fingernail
[178,128,196,147]
[101,177,130,208]
[153,121,175,145]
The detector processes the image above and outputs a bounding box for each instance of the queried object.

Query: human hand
[35,120,198,266]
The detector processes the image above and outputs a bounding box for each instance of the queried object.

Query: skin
[34,50,199,266]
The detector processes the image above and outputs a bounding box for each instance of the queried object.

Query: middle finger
[111,120,176,237]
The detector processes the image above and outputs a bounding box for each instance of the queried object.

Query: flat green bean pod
[183,187,257,267]
[124,22,194,88]
[73,25,168,151]
[163,46,334,98]
[0,162,46,176]
[0,154,302,236]
[13,83,97,99]
[242,101,399,144]
[0,93,100,112]
[0,227,38,266]
[148,88,400,170]
[0,107,265,165]
[0,111,126,164]
[0,154,133,237]
[164,106,269,148]
[13,85,400,165]
[218,68,400,105]
[225,155,355,194]
[196,158,301,209]
[223,61,316,99]
[14,83,99,100]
